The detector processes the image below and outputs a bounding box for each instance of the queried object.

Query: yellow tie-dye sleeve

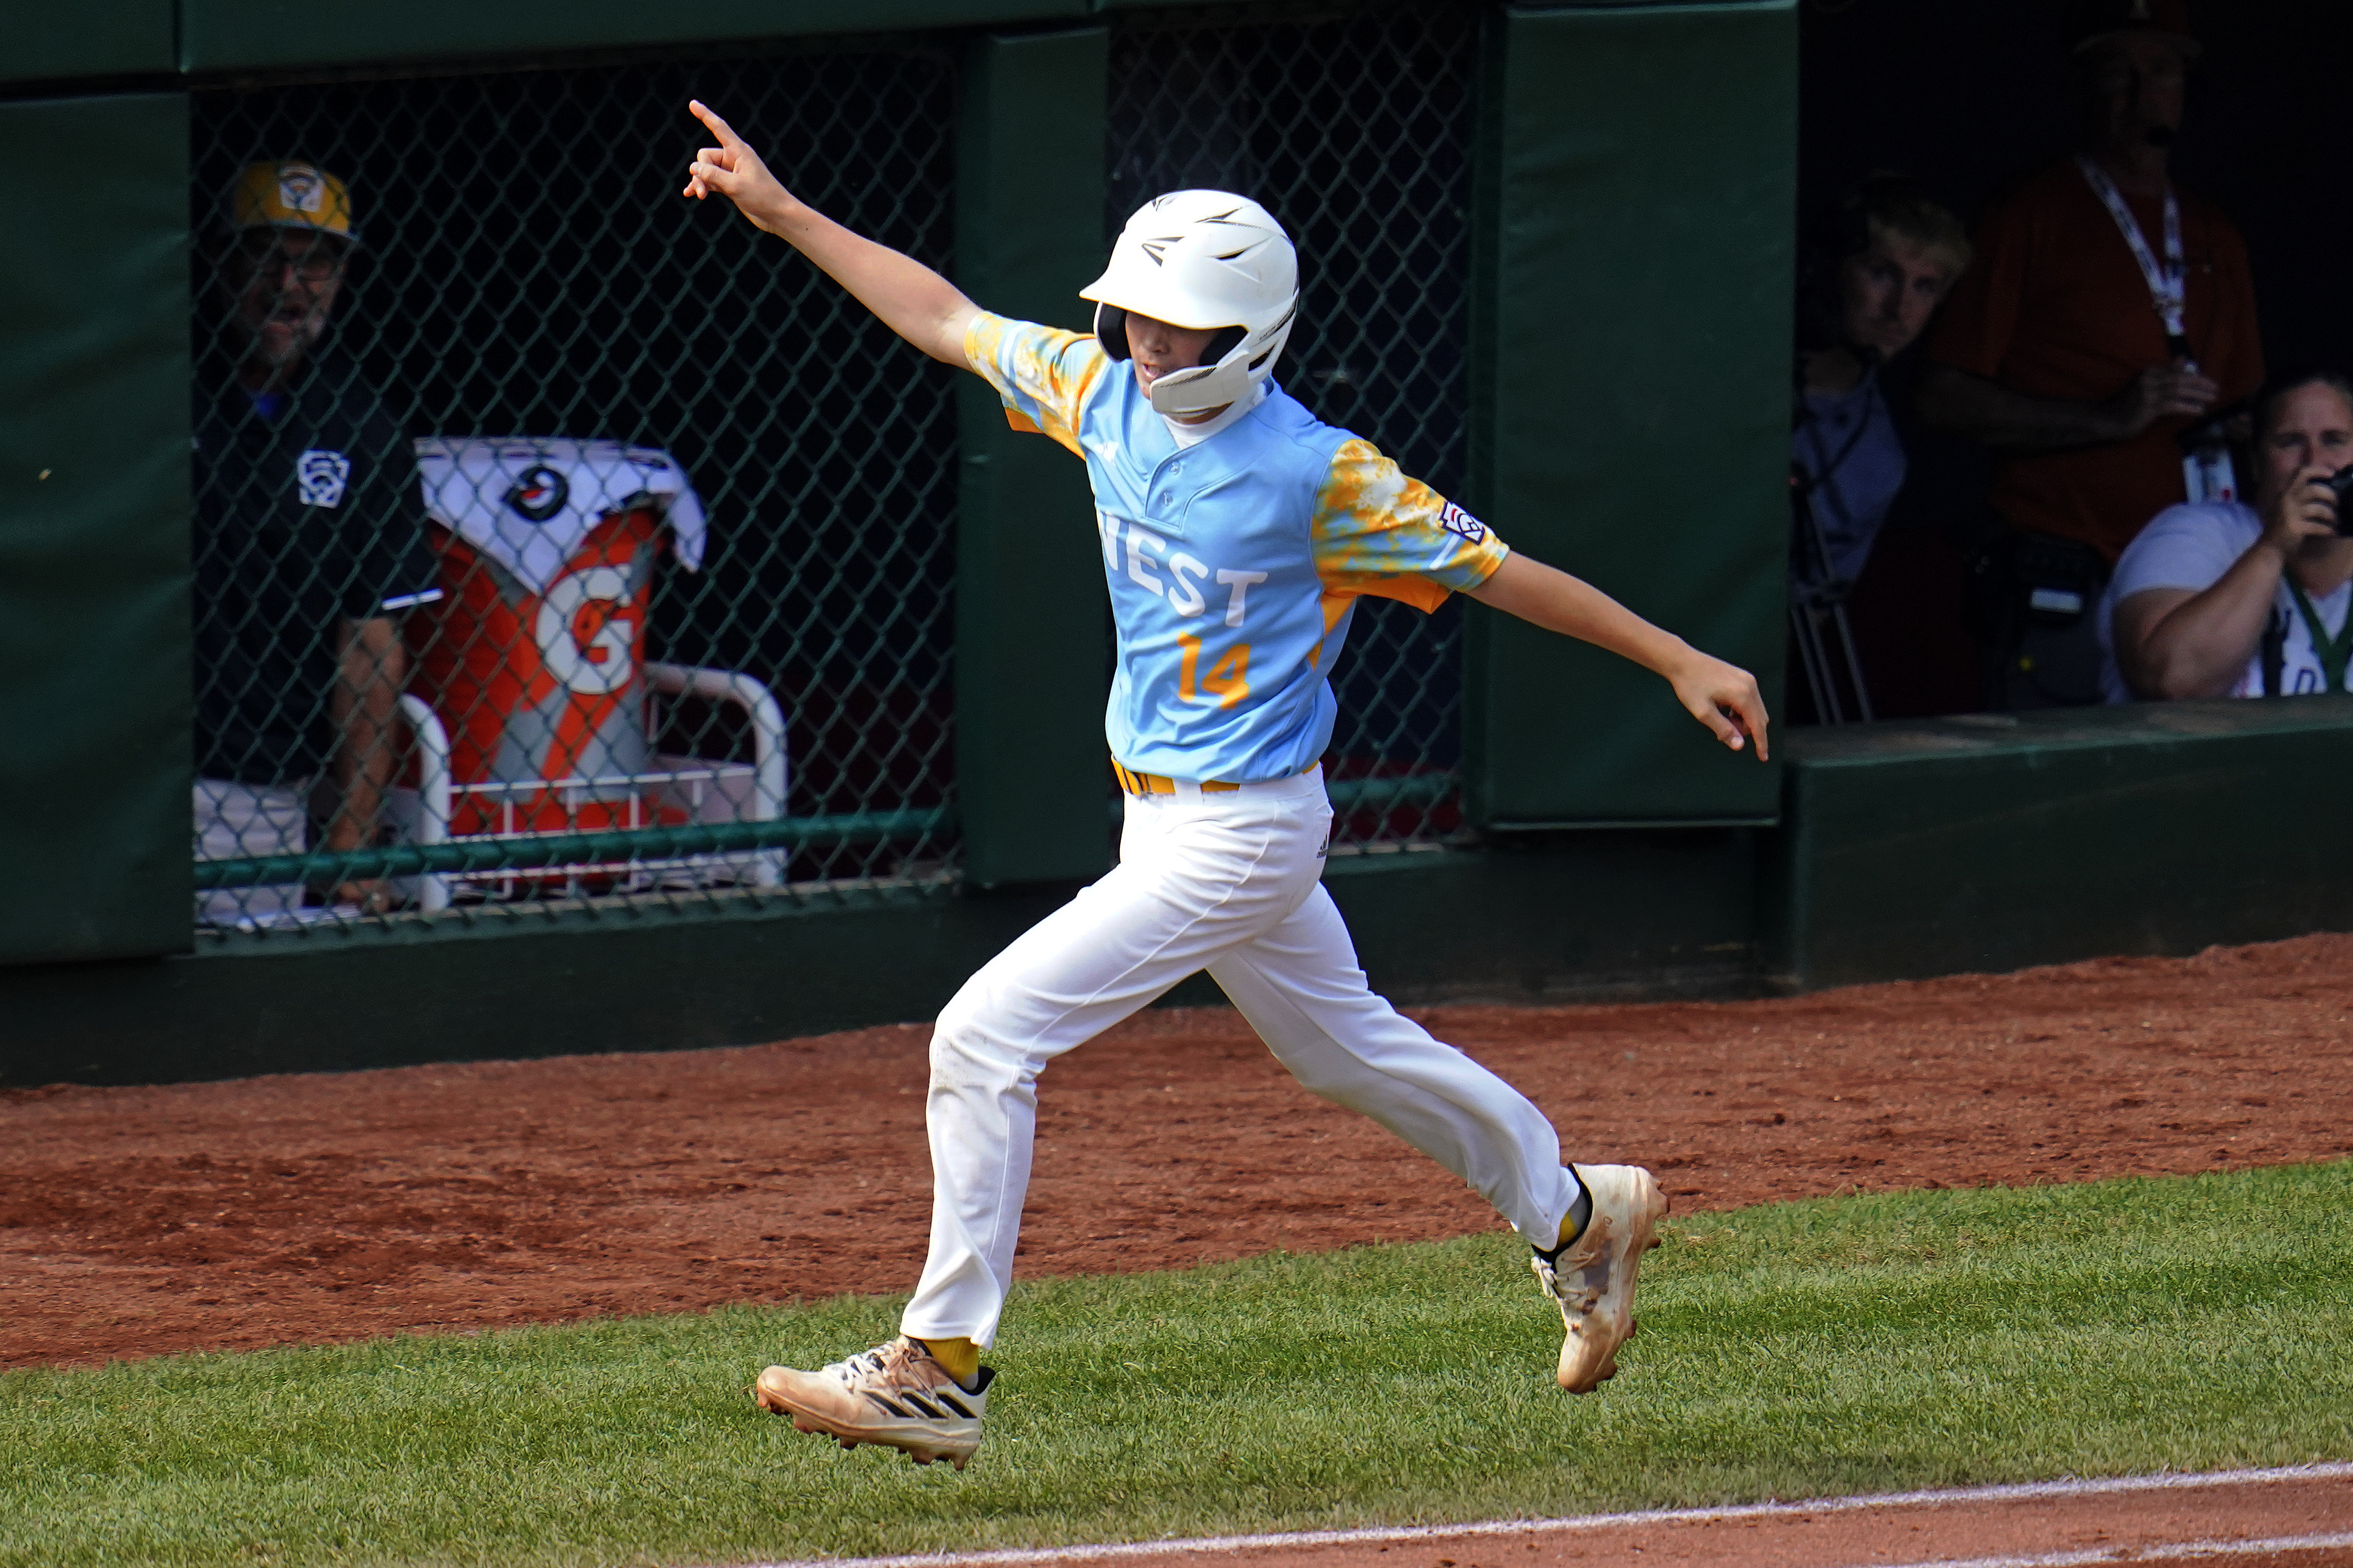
[963,311,1113,459]
[1310,438,1510,613]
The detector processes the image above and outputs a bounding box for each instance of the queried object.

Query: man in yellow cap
[224,160,357,381]
[191,160,441,927]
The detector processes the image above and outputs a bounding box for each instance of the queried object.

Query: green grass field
[6,1162,2350,1568]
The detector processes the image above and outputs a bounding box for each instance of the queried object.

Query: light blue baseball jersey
[966,312,1510,783]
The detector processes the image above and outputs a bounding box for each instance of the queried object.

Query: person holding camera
[2099,370,2353,701]
[1915,0,2263,708]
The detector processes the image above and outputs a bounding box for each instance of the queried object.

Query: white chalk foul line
[1901,1531,2353,1568]
[711,1460,2353,1568]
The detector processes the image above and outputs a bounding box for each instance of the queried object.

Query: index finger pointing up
[688,99,745,149]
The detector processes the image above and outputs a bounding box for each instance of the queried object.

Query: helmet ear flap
[1202,325,1245,366]
[1095,303,1133,361]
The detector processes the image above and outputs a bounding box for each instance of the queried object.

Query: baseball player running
[684,99,1769,1472]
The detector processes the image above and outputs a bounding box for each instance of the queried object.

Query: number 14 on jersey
[1176,634,1250,708]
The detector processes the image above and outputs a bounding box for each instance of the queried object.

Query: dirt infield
[4,932,2350,1369]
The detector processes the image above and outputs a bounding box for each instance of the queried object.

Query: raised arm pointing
[683,100,978,366]
[686,100,1768,762]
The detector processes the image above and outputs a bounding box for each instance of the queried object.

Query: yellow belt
[1113,760,1241,796]
[1112,759,1314,796]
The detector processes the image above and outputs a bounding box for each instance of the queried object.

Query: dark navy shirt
[1791,368,1907,599]
[191,345,439,784]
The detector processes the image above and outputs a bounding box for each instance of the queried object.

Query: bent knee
[929,988,1039,1091]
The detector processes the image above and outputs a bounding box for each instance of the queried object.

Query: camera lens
[2328,467,2353,536]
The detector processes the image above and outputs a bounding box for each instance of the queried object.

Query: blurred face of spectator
[1838,225,1958,363]
[2254,382,2353,513]
[222,228,348,376]
[2082,35,2189,158]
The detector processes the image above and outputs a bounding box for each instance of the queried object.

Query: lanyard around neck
[2078,154,2189,359]
[2285,577,2353,694]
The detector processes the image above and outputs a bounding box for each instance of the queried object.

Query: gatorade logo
[506,465,570,523]
[534,566,636,695]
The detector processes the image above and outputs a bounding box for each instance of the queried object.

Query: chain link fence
[185,2,1486,939]
[1108,1,1482,852]
[188,43,963,939]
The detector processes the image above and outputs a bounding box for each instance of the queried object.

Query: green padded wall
[0,94,194,963]
[1770,700,2353,990]
[4,1,176,85]
[1468,1,1794,826]
[0,830,1761,1086]
[952,26,1115,888]
[177,0,1084,73]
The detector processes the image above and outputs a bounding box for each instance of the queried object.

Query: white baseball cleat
[1531,1163,1668,1393]
[753,1336,992,1470]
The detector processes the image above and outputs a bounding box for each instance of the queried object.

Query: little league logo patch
[1437,501,1486,544]
[295,448,351,509]
[278,166,326,215]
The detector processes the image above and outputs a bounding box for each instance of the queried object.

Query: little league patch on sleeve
[296,448,351,509]
[1438,501,1486,543]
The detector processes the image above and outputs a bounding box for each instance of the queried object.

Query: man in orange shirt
[1918,0,2262,707]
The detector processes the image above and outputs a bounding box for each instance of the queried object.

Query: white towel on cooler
[412,436,708,595]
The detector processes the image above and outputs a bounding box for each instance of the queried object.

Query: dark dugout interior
[1797,0,2353,720]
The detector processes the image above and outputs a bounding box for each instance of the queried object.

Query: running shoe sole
[753,1360,985,1470]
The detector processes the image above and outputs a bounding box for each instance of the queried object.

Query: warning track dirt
[3,932,2350,1368]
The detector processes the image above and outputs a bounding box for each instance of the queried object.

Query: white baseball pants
[900,767,1578,1348]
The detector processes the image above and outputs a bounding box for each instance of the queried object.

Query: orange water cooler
[400,438,786,900]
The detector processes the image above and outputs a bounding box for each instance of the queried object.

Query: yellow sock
[918,1336,981,1386]
[1549,1182,1594,1254]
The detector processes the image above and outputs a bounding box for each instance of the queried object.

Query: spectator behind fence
[1916,0,2263,708]
[1790,177,1971,607]
[191,161,440,925]
[2100,371,2353,702]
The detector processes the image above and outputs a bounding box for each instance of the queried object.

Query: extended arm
[683,101,977,366]
[1915,360,2216,452]
[325,614,407,909]
[1465,552,1770,759]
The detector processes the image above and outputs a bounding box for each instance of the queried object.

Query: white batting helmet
[1081,190,1299,417]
